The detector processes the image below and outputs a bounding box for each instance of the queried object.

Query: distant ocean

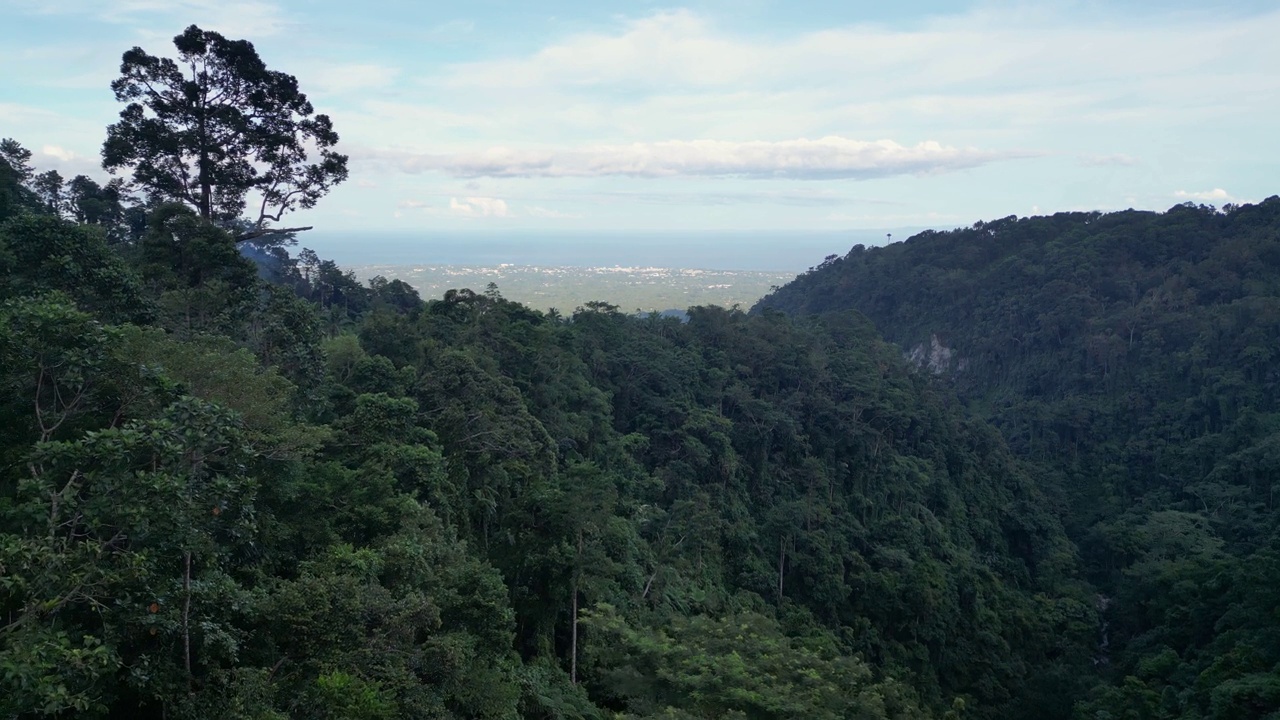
[297,229,927,272]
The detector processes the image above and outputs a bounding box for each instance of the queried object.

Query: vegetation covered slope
[0,154,1095,718]
[755,201,1280,719]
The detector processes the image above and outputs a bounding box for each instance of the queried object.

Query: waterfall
[1093,594,1112,666]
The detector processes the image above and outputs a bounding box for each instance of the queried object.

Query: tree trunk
[570,578,579,685]
[197,104,211,219]
[776,536,786,605]
[571,529,582,685]
[183,551,193,689]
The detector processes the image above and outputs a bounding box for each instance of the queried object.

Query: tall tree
[101,25,348,241]
[0,138,39,220]
[0,138,35,184]
[31,169,65,215]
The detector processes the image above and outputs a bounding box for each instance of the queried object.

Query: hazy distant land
[350,263,798,313]
[314,230,922,313]
[302,229,919,265]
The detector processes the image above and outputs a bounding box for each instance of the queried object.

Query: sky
[2,0,1278,234]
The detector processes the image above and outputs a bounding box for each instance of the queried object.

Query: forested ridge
[755,202,1280,718]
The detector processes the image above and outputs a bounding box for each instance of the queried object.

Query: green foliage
[22,98,1269,715]
[0,213,151,323]
[138,203,258,334]
[582,604,927,719]
[0,138,41,221]
[0,295,127,460]
[310,670,396,720]
[102,24,348,233]
[0,293,522,719]
[756,199,1280,719]
[2,235,1084,718]
[116,325,297,436]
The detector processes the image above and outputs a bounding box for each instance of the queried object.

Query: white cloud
[429,8,1280,106]
[1079,153,1140,167]
[449,197,509,217]
[440,11,754,90]
[824,210,967,227]
[8,2,1279,231]
[1174,188,1234,202]
[312,4,1280,208]
[0,102,90,129]
[118,0,289,37]
[304,63,400,95]
[527,206,583,219]
[582,188,889,207]
[29,144,102,177]
[427,19,475,38]
[360,136,1034,180]
[398,197,511,218]
[40,144,76,162]
[11,0,289,37]
[367,7,1280,159]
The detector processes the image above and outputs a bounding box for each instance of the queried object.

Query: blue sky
[2,0,1277,233]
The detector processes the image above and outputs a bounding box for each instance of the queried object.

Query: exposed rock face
[905,334,960,374]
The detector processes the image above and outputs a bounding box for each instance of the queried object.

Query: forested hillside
[0,120,1106,718]
[755,202,1280,718]
[6,20,1271,719]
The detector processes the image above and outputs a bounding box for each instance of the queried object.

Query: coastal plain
[350,263,800,313]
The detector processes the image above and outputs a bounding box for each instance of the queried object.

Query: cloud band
[360,136,1037,180]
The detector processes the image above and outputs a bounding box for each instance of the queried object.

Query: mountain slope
[754,198,1280,719]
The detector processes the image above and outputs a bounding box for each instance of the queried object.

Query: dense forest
[3,22,1277,720]
[0,146,1100,718]
[756,204,1280,718]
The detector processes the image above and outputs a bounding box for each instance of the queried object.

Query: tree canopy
[755,200,1280,719]
[101,24,348,240]
[0,180,1096,719]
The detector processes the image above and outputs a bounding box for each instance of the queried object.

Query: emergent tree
[102,25,348,241]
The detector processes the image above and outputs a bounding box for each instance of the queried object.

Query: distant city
[301,229,917,269]
[350,263,798,314]
[309,229,922,313]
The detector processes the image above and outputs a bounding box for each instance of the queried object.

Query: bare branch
[234,225,312,243]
